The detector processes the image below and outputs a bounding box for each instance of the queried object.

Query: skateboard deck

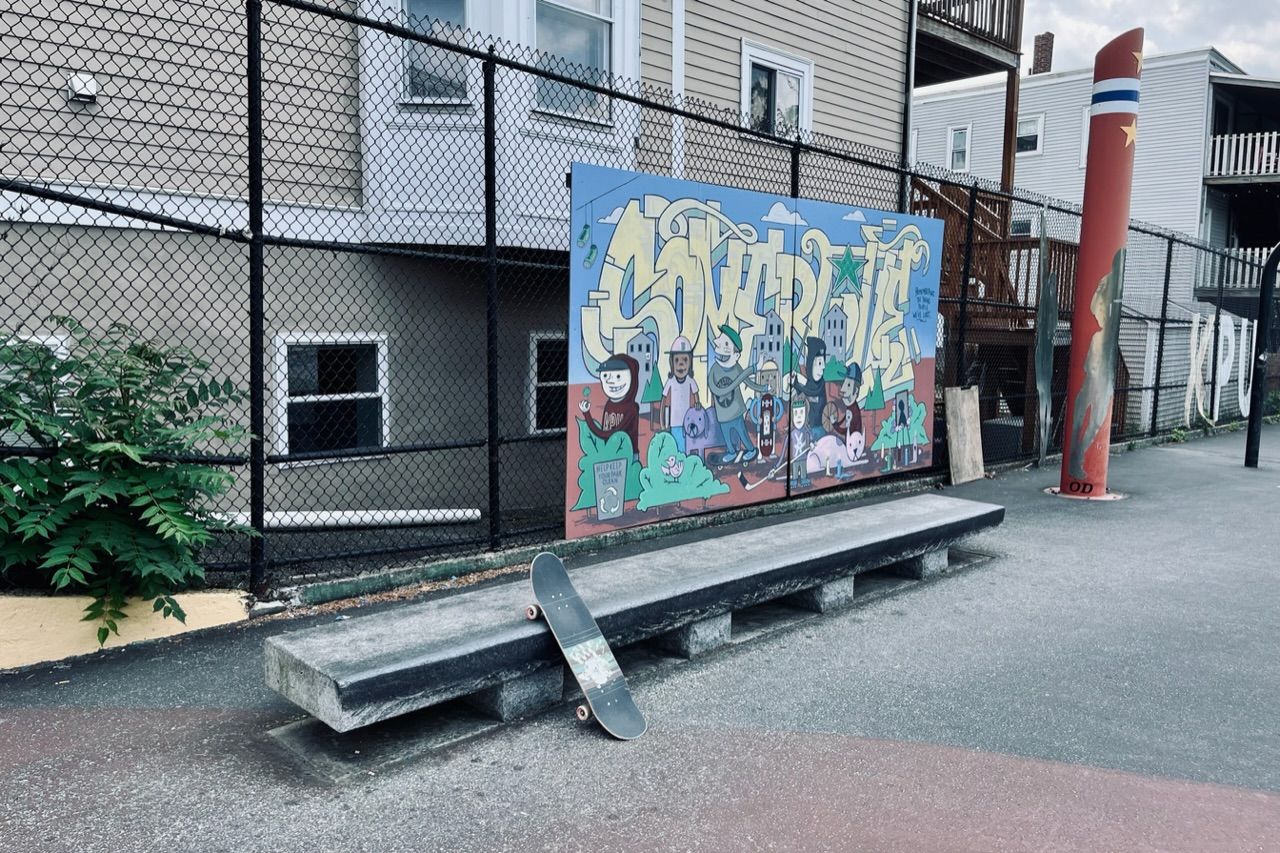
[529,552,647,740]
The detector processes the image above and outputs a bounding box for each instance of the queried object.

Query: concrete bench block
[784,575,856,613]
[464,666,563,722]
[653,612,732,658]
[264,495,1003,731]
[892,548,949,580]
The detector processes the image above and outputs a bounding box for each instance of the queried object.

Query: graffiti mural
[565,164,943,538]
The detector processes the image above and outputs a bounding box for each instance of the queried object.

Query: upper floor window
[741,40,813,137]
[1016,114,1043,156]
[535,0,613,123]
[948,125,970,172]
[404,0,468,102]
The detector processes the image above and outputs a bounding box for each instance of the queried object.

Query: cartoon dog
[681,405,724,461]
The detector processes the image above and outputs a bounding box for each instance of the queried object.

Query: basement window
[276,335,388,457]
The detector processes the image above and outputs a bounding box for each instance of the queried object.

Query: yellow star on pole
[1133,51,1143,74]
[1121,120,1138,147]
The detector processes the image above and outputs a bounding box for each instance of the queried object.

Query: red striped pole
[1059,28,1144,499]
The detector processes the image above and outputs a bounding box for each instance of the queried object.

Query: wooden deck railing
[1207,131,1280,179]
[918,0,1023,52]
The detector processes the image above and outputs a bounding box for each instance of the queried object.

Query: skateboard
[526,552,647,740]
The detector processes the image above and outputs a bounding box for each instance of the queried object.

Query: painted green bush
[636,431,729,511]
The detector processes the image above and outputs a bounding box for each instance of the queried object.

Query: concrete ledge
[653,612,732,658]
[264,494,1003,732]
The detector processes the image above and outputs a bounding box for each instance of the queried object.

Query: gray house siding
[676,0,907,193]
[915,50,1214,239]
[915,50,1224,306]
[2,224,567,522]
[3,0,363,209]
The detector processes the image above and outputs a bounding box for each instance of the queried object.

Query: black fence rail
[2,0,1273,591]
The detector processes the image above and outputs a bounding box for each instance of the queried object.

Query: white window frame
[740,39,815,137]
[1079,105,1090,168]
[530,0,620,126]
[947,123,971,173]
[1015,113,1044,158]
[527,330,568,436]
[399,0,480,107]
[1010,217,1033,238]
[272,332,391,464]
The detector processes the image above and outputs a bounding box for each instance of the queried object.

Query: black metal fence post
[1148,237,1174,436]
[955,184,978,382]
[1245,245,1280,467]
[483,48,502,551]
[246,0,267,594]
[785,138,801,498]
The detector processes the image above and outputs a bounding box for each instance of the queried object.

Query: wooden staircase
[909,177,1130,447]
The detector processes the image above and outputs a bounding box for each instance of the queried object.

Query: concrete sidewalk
[3,428,1280,852]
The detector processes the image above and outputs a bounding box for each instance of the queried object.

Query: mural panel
[565,164,943,539]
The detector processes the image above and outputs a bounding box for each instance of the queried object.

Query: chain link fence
[2,0,1272,590]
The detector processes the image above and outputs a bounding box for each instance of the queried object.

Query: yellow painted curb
[0,590,250,670]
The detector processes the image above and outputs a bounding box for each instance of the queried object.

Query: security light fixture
[66,73,98,105]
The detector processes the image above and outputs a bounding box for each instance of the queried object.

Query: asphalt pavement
[3,427,1279,852]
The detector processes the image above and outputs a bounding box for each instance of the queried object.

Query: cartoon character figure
[661,335,700,453]
[707,324,765,465]
[829,362,863,437]
[789,395,812,487]
[793,337,829,440]
[579,354,641,456]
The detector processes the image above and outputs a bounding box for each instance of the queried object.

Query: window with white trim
[528,332,568,434]
[278,336,387,456]
[403,0,469,102]
[1010,218,1032,237]
[741,40,813,137]
[534,0,614,123]
[948,125,970,172]
[1016,114,1043,156]
[1079,105,1090,168]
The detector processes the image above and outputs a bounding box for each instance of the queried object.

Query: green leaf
[97,626,109,646]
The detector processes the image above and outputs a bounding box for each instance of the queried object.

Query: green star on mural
[830,246,865,298]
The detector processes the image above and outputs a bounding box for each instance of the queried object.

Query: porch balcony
[915,0,1023,86]
[1206,131,1280,183]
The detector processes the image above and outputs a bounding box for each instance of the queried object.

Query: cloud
[761,202,807,226]
[842,210,866,222]
[597,206,625,224]
[1019,1,1280,76]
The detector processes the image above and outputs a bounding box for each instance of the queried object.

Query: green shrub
[0,318,251,644]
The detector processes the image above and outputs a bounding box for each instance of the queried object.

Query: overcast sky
[1019,1,1280,77]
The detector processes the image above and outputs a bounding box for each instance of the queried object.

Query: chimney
[1031,32,1055,75]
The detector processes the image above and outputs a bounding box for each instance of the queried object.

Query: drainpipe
[898,0,918,212]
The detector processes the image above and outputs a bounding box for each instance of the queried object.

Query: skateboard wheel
[525,604,540,621]
[575,704,591,722]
